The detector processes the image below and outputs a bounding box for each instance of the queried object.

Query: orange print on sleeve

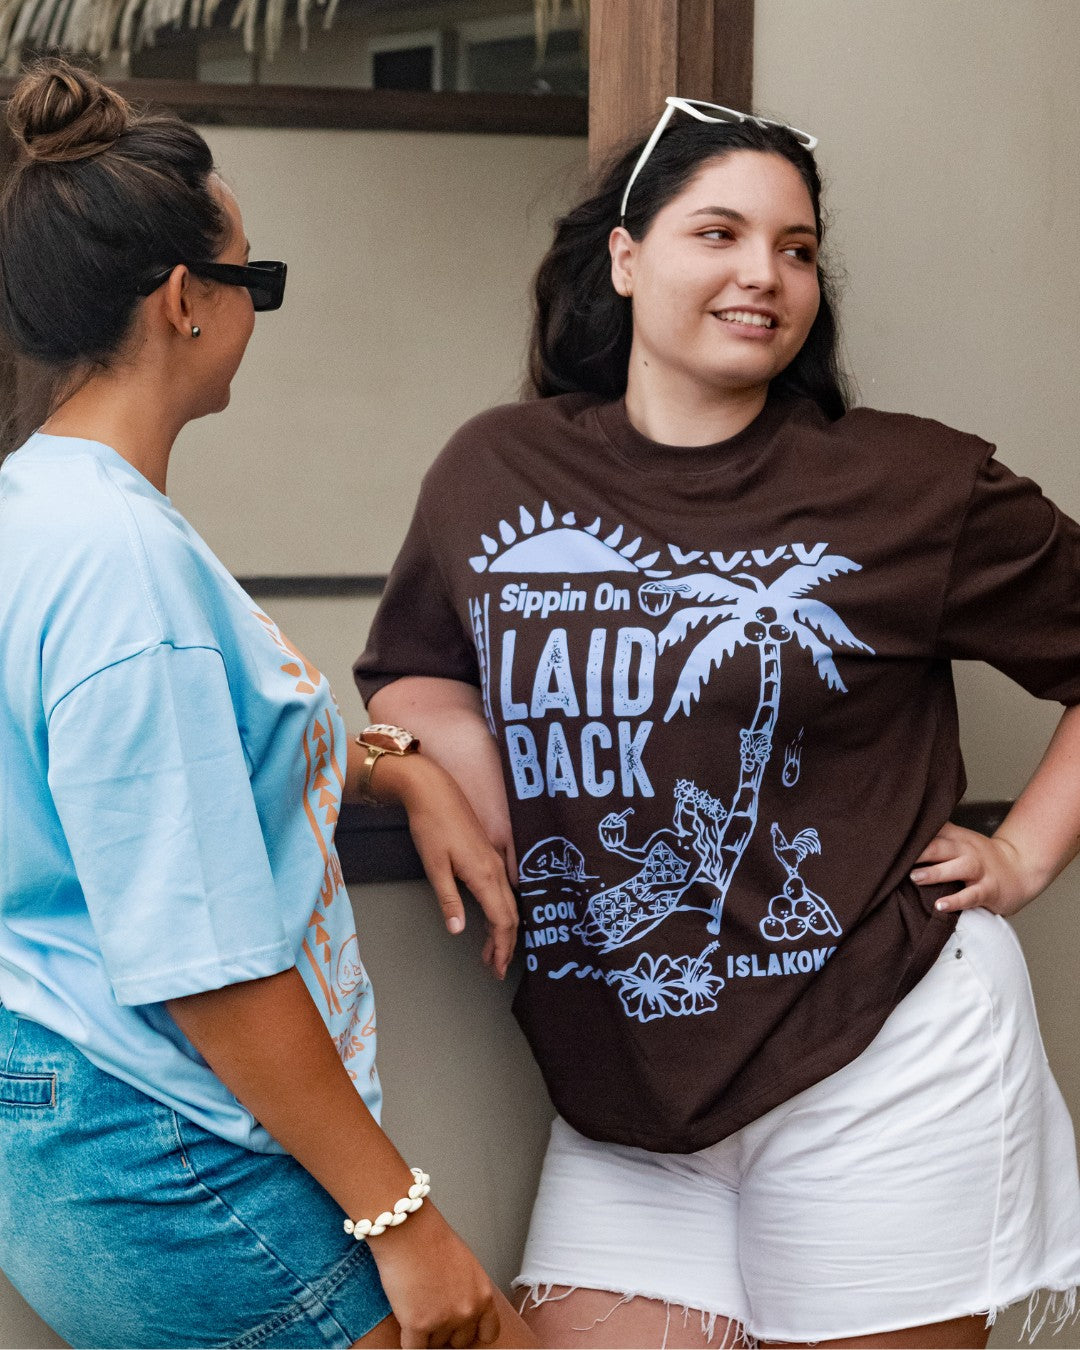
[300,716,350,1017]
[302,908,342,1017]
[254,610,323,695]
[252,609,354,1026]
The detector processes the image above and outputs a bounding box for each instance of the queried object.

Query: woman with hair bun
[357,100,1080,1347]
[0,58,532,1350]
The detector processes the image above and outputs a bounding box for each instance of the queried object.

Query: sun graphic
[469,503,673,578]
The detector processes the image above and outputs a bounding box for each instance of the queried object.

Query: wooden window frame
[0,75,587,134]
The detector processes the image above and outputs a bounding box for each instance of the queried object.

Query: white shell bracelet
[343,1168,431,1240]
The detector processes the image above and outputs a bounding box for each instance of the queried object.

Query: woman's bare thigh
[518,1284,746,1349]
[759,1313,990,1350]
[517,1288,990,1350]
[353,1312,400,1347]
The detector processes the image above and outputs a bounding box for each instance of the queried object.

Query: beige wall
[5,4,1080,1345]
[754,0,1080,802]
[758,5,1080,1345]
[168,128,587,575]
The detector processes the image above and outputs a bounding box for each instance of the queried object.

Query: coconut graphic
[638,581,677,616]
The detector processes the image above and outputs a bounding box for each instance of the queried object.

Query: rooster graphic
[760,823,841,942]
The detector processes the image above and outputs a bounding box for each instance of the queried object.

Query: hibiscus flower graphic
[668,942,724,1015]
[613,953,685,1023]
[612,943,725,1023]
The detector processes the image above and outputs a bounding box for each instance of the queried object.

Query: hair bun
[7,58,130,165]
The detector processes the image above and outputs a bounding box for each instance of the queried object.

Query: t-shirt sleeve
[936,453,1080,703]
[354,498,479,706]
[47,643,294,1006]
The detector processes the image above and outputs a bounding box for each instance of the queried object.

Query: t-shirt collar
[592,391,799,475]
[23,431,171,504]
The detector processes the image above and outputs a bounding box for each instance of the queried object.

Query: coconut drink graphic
[575,783,728,952]
[638,581,678,616]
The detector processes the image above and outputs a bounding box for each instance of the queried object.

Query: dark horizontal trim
[951,799,1009,837]
[337,799,1014,887]
[0,78,587,135]
[238,574,386,599]
[338,803,424,884]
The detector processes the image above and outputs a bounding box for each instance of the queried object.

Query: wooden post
[588,0,754,168]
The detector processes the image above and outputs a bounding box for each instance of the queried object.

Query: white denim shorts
[514,908,1080,1344]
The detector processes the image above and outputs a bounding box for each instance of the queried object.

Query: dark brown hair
[528,114,851,420]
[0,58,228,443]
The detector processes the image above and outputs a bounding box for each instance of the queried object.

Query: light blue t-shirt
[0,433,380,1151]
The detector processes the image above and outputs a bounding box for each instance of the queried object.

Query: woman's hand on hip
[916,703,1080,917]
[910,821,1033,916]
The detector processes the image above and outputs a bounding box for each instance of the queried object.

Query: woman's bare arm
[167,967,528,1348]
[344,745,518,978]
[167,752,534,1346]
[368,678,517,884]
[913,701,1080,914]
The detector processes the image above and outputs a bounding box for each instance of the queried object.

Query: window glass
[40,0,591,98]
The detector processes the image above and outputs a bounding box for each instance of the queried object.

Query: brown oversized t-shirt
[355,393,1080,1152]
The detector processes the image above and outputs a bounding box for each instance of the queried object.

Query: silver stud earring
[191,326,201,338]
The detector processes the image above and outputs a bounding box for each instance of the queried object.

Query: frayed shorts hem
[512,1275,1079,1347]
[513,1275,750,1345]
[749,1282,1078,1345]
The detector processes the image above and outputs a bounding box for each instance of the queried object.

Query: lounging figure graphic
[573,781,725,952]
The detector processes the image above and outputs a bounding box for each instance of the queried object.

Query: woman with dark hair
[0,57,534,1350]
[356,100,1080,1347]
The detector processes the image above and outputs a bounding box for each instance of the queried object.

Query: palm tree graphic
[657,557,873,934]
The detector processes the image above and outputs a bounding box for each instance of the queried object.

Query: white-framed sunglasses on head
[619,96,820,223]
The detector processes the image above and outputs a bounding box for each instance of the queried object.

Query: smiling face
[610,150,821,409]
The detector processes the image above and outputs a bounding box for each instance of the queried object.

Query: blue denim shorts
[0,1004,393,1348]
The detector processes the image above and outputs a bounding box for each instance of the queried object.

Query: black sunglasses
[136,260,287,312]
